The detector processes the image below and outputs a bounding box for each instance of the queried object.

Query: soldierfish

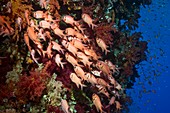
[82,13,97,29]
[51,41,65,54]
[65,52,80,67]
[96,60,112,77]
[74,66,87,81]
[61,99,70,113]
[96,37,110,55]
[70,73,86,90]
[61,40,78,57]
[62,15,79,27]
[55,54,66,69]
[92,93,103,113]
[85,72,97,85]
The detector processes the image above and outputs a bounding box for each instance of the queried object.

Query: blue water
[127,0,170,113]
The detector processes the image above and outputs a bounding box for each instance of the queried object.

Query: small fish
[24,9,30,25]
[61,40,78,57]
[44,13,55,22]
[96,78,111,89]
[82,13,97,29]
[61,99,70,113]
[51,41,64,54]
[55,54,66,69]
[115,82,122,90]
[64,27,77,36]
[51,23,65,38]
[62,15,78,26]
[30,19,39,31]
[30,49,39,64]
[75,32,89,43]
[105,96,115,108]
[24,32,31,52]
[74,66,87,81]
[77,51,92,68]
[27,26,39,43]
[96,85,110,98]
[96,37,110,55]
[105,60,120,75]
[70,73,86,90]
[92,93,103,113]
[85,72,97,85]
[109,96,116,105]
[83,48,100,60]
[39,20,51,29]
[39,0,47,9]
[33,10,45,19]
[37,28,46,41]
[108,76,116,87]
[96,61,112,77]
[45,41,53,58]
[65,52,80,67]
[16,17,22,31]
[115,101,122,111]
[70,39,87,51]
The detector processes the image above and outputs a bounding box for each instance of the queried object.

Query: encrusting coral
[0,0,150,113]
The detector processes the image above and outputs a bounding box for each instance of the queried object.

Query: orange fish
[33,10,45,19]
[92,93,103,113]
[51,23,65,38]
[115,82,122,90]
[27,26,39,43]
[64,27,77,36]
[105,96,115,108]
[96,85,110,98]
[83,48,100,61]
[82,13,97,29]
[39,20,51,29]
[62,15,78,26]
[65,52,80,67]
[108,76,116,87]
[74,66,87,81]
[30,49,39,64]
[55,54,66,69]
[24,32,31,52]
[75,32,89,43]
[24,9,30,25]
[61,40,78,57]
[96,61,112,77]
[61,99,70,113]
[70,39,87,51]
[77,52,92,68]
[96,78,111,89]
[70,73,86,90]
[51,41,64,54]
[115,101,122,111]
[96,37,110,55]
[85,72,97,85]
[45,41,53,58]
[105,60,120,75]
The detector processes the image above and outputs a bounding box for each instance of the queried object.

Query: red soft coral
[16,71,47,101]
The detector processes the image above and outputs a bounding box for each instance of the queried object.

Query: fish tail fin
[80,84,87,90]
[92,23,97,30]
[105,49,110,55]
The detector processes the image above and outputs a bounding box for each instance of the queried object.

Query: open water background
[127,0,170,113]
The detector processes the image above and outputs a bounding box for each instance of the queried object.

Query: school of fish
[21,2,123,112]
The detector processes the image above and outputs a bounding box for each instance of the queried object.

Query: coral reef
[0,0,150,113]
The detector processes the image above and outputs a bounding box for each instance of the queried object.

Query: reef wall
[0,0,150,112]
